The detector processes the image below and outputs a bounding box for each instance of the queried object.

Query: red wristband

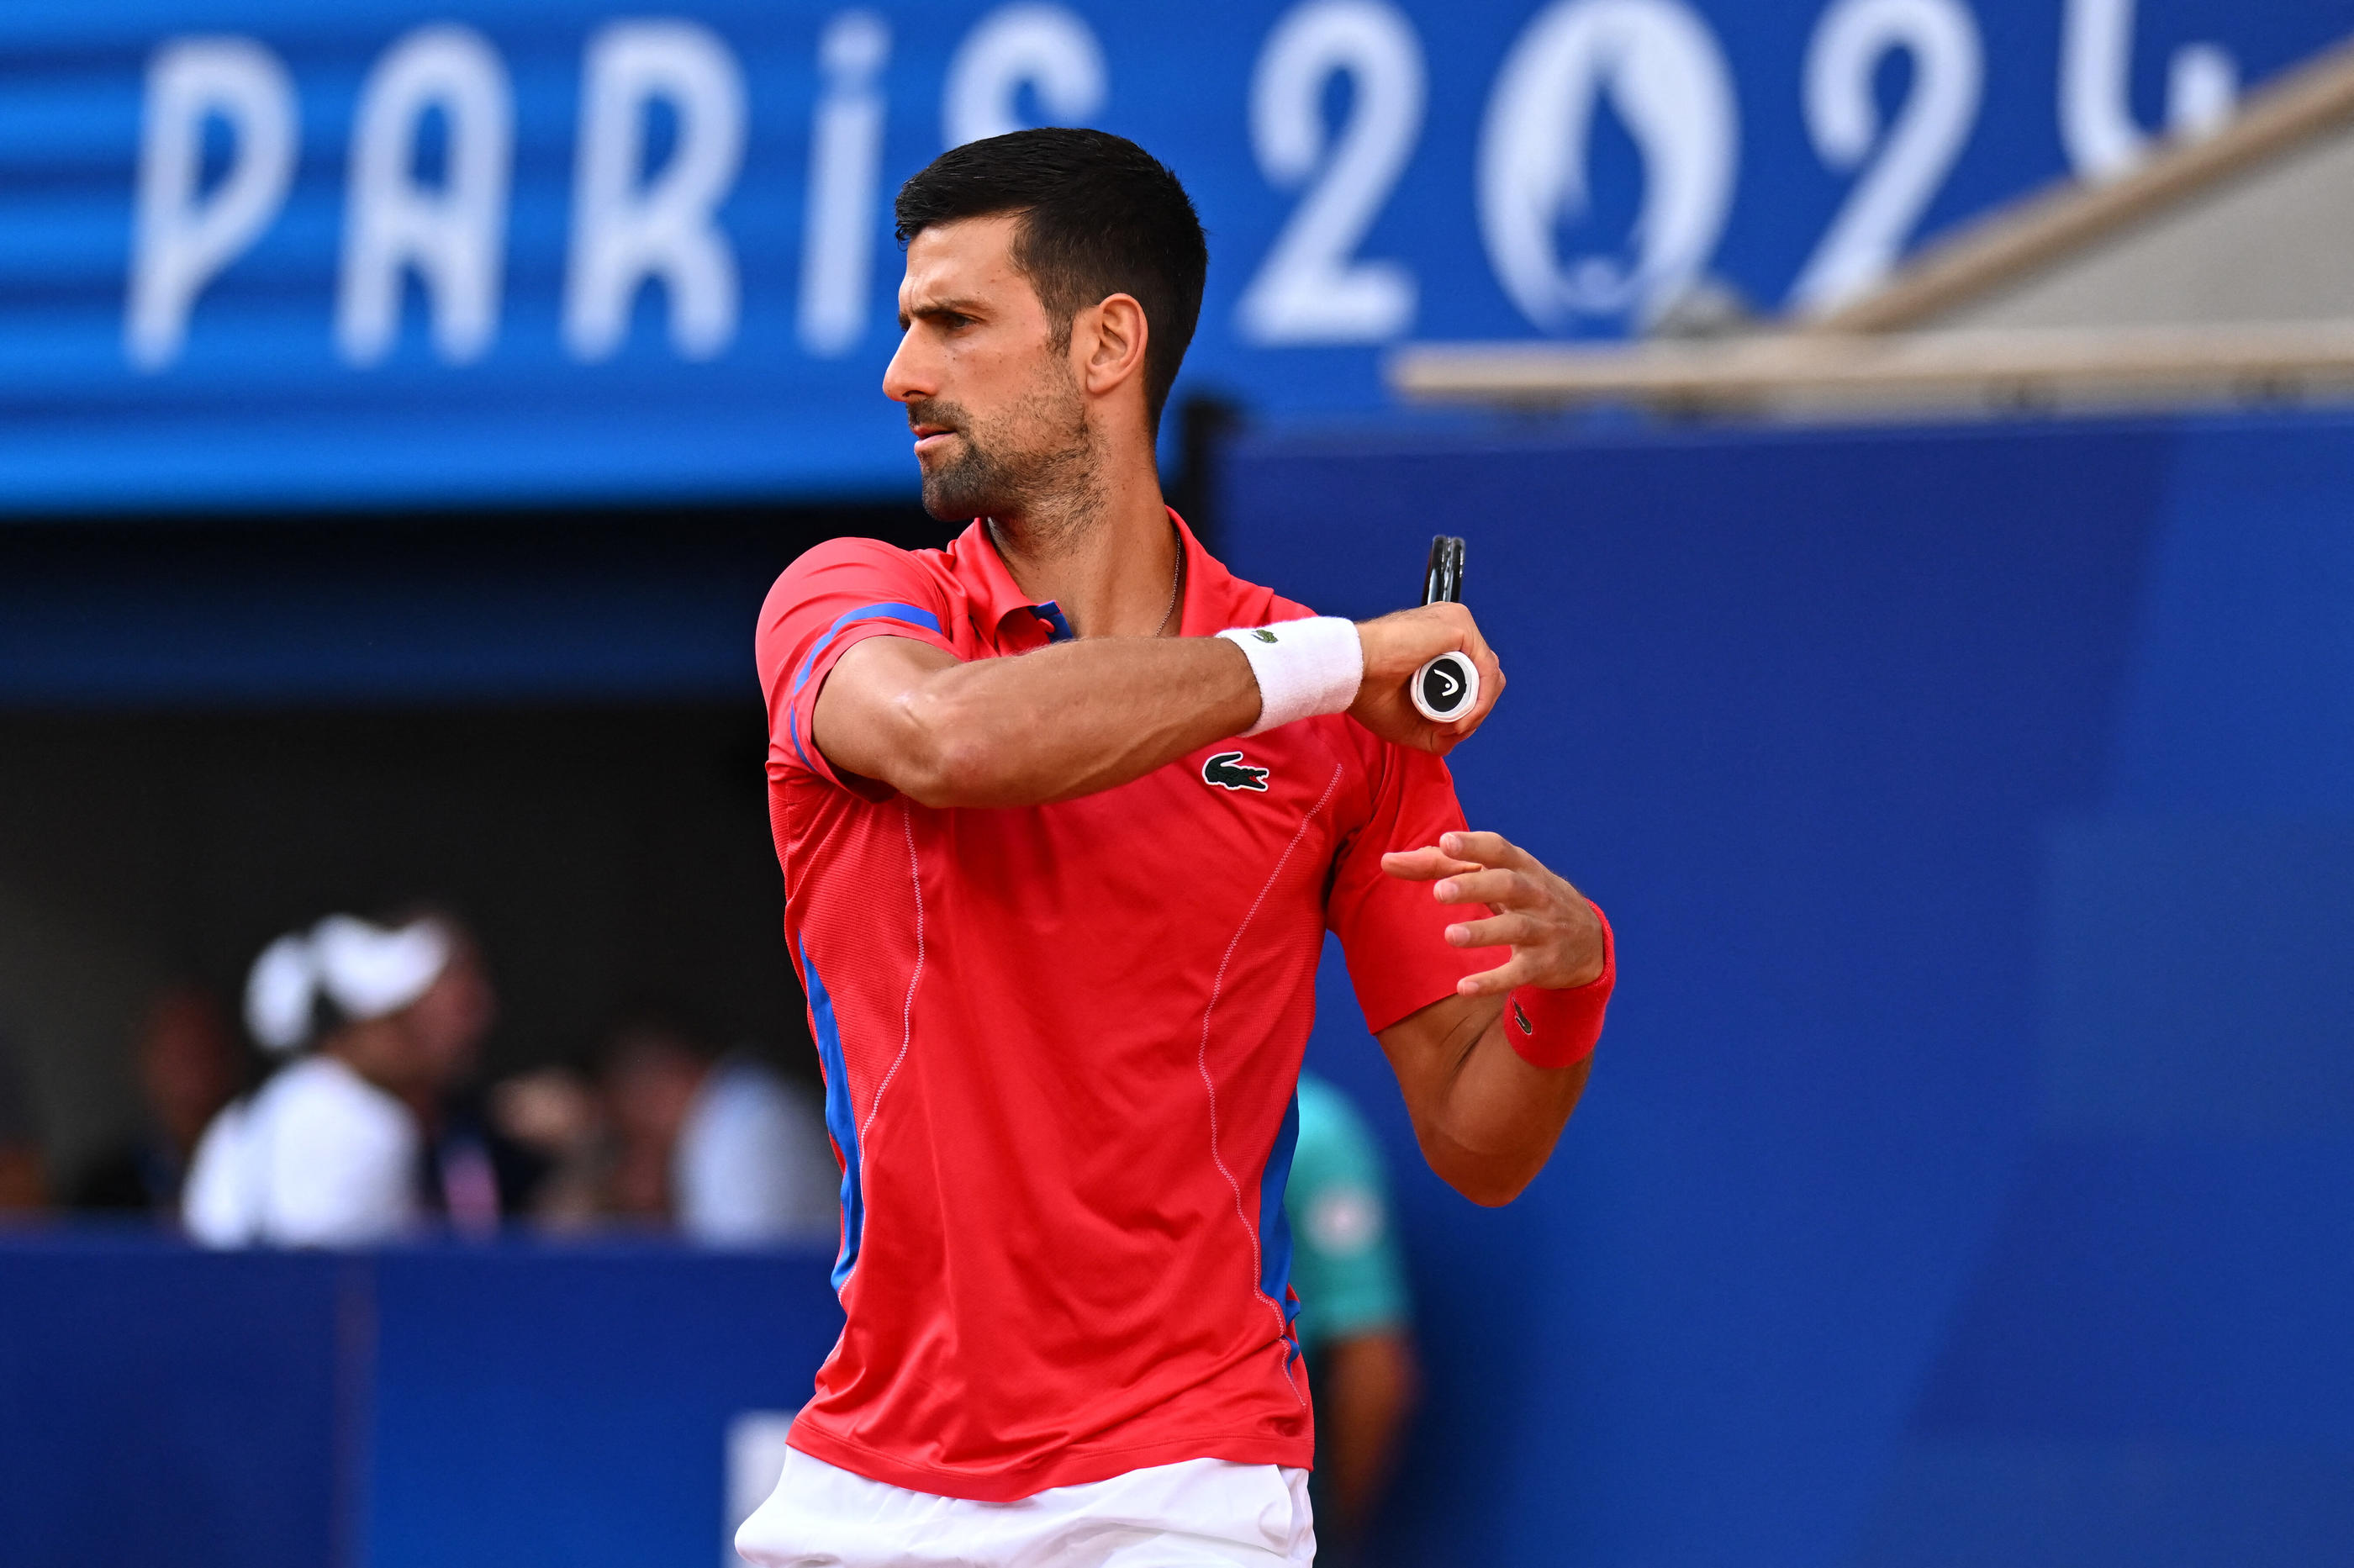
[1505,900,1614,1069]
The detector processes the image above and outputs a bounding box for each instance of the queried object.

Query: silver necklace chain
[1153,543,1185,637]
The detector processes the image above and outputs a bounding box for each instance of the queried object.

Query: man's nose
[882,328,930,404]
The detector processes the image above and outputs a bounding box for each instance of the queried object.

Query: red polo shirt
[757,515,1504,1501]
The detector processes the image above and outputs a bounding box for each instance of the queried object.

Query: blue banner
[1,0,2345,510]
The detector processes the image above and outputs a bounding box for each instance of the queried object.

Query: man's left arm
[1375,831,1612,1206]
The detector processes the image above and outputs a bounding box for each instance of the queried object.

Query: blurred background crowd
[0,909,841,1248]
[0,900,1426,1552]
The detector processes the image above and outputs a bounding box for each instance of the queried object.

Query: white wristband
[1217,616,1364,736]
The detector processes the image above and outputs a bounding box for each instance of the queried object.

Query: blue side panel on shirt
[791,602,947,695]
[799,938,863,1293]
[1258,1090,1303,1340]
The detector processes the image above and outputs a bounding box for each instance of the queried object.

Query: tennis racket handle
[1411,649,1480,722]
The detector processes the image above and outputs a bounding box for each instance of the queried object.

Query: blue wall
[6,413,2353,1566]
[1227,413,2354,1566]
[0,1235,843,1568]
[0,1238,346,1566]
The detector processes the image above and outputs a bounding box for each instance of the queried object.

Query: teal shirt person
[1284,1073,1411,1359]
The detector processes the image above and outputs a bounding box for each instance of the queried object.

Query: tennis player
[736,129,1614,1567]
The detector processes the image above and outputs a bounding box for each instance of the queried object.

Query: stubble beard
[912,371,1100,554]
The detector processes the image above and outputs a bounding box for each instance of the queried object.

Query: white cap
[244,915,453,1054]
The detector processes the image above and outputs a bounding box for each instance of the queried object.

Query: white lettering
[1789,0,1982,314]
[942,4,1106,149]
[799,12,891,358]
[2060,0,2236,184]
[563,20,747,362]
[124,37,299,371]
[337,25,514,367]
[1237,0,1426,346]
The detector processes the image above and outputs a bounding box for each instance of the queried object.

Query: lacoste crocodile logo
[1202,751,1270,792]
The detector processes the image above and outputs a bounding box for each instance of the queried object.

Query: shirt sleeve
[1327,739,1509,1034]
[757,537,959,796]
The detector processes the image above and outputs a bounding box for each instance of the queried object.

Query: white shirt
[182,1054,420,1248]
[673,1059,838,1247]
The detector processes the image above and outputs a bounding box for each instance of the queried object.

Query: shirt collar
[950,509,1233,645]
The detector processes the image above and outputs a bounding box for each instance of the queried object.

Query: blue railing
[0,1232,842,1568]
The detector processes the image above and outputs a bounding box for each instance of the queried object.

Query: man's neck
[986,460,1180,639]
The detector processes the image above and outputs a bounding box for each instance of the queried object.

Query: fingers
[1433,868,1532,907]
[1435,830,1528,870]
[1454,953,1532,996]
[1408,607,1500,745]
[1446,612,1505,736]
[1380,846,1485,881]
[1346,603,1507,755]
[1409,828,1591,994]
[1384,832,1535,889]
[1431,600,1479,652]
[1358,604,1478,678]
[1445,911,1542,948]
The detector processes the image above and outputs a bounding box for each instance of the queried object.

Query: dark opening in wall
[0,497,953,1189]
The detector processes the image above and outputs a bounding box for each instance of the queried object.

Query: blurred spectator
[488,1064,608,1232]
[393,913,520,1238]
[0,1031,44,1212]
[70,985,239,1215]
[1286,1072,1419,1559]
[599,1014,837,1247]
[182,913,457,1247]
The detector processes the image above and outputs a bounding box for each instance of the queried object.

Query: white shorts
[734,1449,1317,1568]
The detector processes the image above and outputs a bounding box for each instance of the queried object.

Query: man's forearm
[815,604,1504,806]
[1405,996,1590,1206]
[1375,832,1610,1206]
[839,635,1262,807]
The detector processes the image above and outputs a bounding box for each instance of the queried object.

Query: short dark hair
[895,128,1208,433]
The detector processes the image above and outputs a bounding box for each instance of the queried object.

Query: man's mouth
[910,423,958,456]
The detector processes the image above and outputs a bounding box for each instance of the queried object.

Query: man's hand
[1370,830,1604,1206]
[1380,831,1604,995]
[1350,604,1505,754]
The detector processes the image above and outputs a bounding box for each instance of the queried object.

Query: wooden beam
[1390,319,2354,409]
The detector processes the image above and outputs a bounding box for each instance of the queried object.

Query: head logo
[1250,628,1278,643]
[1202,751,1269,792]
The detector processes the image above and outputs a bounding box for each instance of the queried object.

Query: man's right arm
[815,633,1257,807]
[811,605,1504,810]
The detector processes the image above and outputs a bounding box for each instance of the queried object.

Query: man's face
[404,937,496,1090]
[883,213,1091,522]
[602,1032,705,1146]
[138,988,235,1149]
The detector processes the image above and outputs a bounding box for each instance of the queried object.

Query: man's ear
[1074,293,1150,403]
